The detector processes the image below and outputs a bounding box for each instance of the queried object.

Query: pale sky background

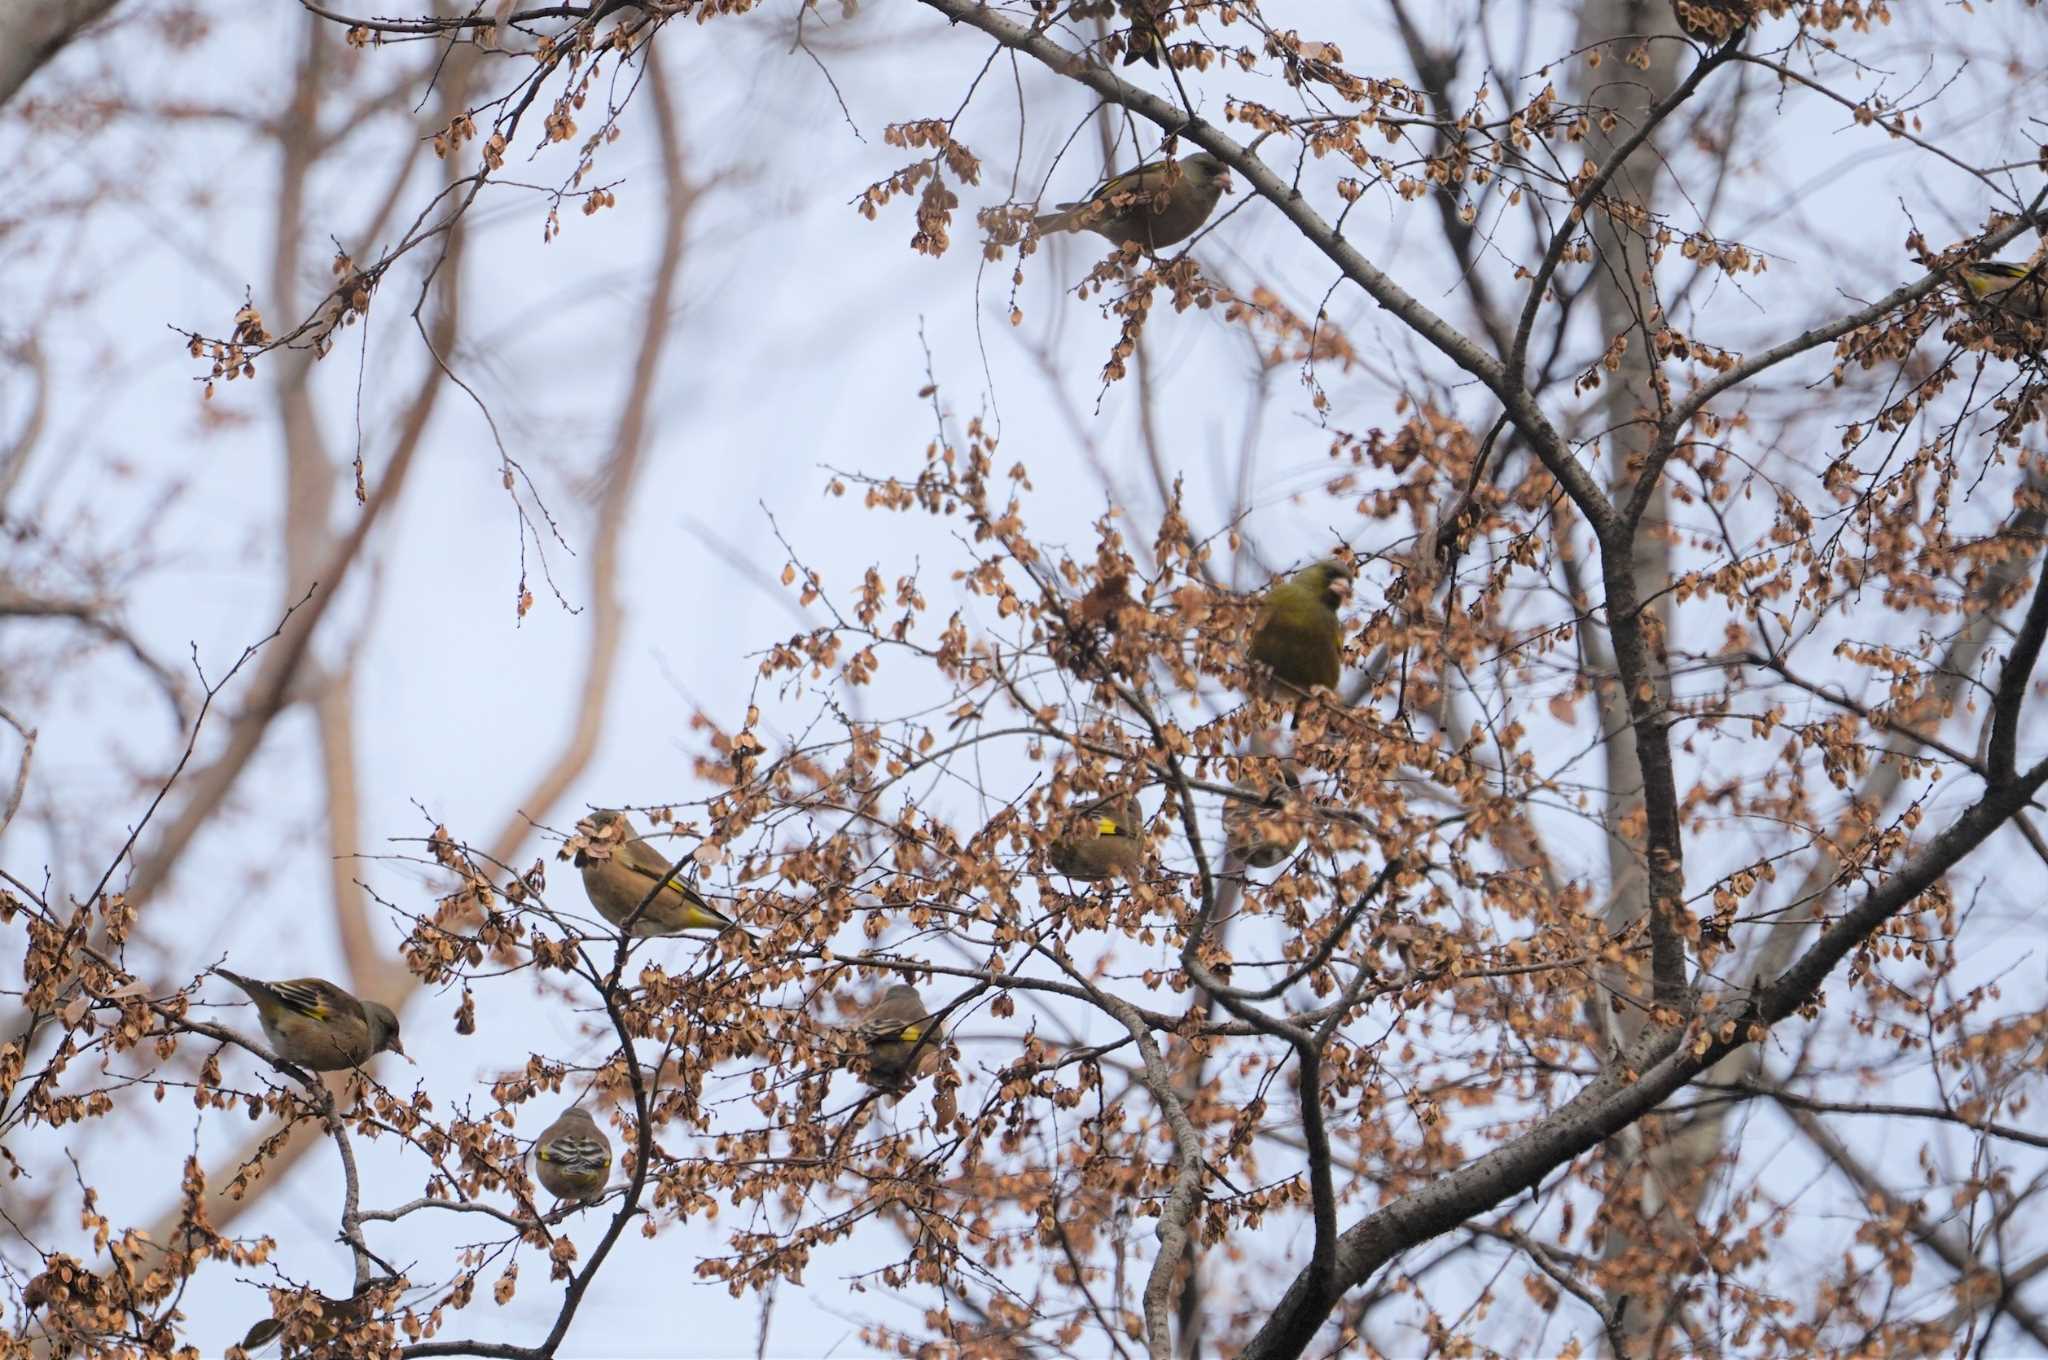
[4,1,2048,1355]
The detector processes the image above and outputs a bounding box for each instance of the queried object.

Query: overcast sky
[5,1,2048,1354]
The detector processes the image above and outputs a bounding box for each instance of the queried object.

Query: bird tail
[209,966,264,999]
[1033,207,1082,236]
[1122,37,1161,66]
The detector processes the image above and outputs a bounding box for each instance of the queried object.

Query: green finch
[1672,0,1753,42]
[1119,0,1169,66]
[1222,764,1304,869]
[1048,795,1146,880]
[532,1105,612,1204]
[1065,0,1169,66]
[1248,559,1352,706]
[573,808,740,936]
[850,984,940,1089]
[1959,258,2048,351]
[209,968,405,1071]
[1034,153,1231,251]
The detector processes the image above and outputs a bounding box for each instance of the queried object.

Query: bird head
[1294,558,1354,609]
[1184,152,1231,195]
[574,808,631,864]
[365,1001,407,1060]
[882,984,923,1007]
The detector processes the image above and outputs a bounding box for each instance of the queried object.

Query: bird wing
[1088,159,1178,206]
[538,1134,611,1170]
[854,996,932,1044]
[268,978,366,1024]
[616,839,741,928]
[615,837,690,893]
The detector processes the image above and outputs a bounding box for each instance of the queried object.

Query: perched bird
[1120,0,1169,66]
[573,808,740,936]
[1248,559,1353,709]
[1048,795,1146,880]
[1959,259,2048,351]
[239,1278,400,1355]
[850,984,939,1089]
[1033,153,1231,252]
[209,968,404,1071]
[1223,764,1305,869]
[1672,0,1753,43]
[532,1105,612,1204]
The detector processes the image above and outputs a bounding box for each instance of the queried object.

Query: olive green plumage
[1248,559,1352,695]
[573,808,739,936]
[532,1105,612,1204]
[1048,795,1146,880]
[1223,765,1305,869]
[1959,259,2048,350]
[1034,154,1231,251]
[851,984,939,1088]
[209,968,404,1071]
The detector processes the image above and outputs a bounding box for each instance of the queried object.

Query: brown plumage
[532,1105,612,1204]
[1672,0,1754,42]
[1119,0,1168,66]
[1033,154,1231,252]
[1048,795,1146,880]
[1222,764,1305,869]
[209,968,404,1071]
[850,984,940,1089]
[573,808,740,936]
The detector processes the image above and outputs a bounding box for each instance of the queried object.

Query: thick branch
[1986,559,2048,784]
[0,0,121,110]
[1237,751,2048,1360]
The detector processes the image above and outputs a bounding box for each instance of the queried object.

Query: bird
[208,968,404,1071]
[1047,795,1146,880]
[1223,763,1304,869]
[1064,0,1170,68]
[532,1105,612,1204]
[1671,0,1753,43]
[572,808,741,936]
[1119,0,1169,66]
[850,984,940,1089]
[1247,559,1353,713]
[238,1278,399,1355]
[1033,153,1231,252]
[1958,258,2047,351]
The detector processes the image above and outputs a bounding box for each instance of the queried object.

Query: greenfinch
[1222,764,1305,869]
[1034,153,1231,252]
[1119,0,1168,66]
[1047,795,1146,880]
[1248,559,1352,700]
[1672,0,1753,42]
[1959,259,2048,351]
[1066,0,1169,66]
[239,1278,398,1355]
[573,808,740,936]
[532,1105,612,1204]
[209,968,404,1071]
[850,984,940,1089]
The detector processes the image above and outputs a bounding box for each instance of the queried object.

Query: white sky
[5,0,2048,1355]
